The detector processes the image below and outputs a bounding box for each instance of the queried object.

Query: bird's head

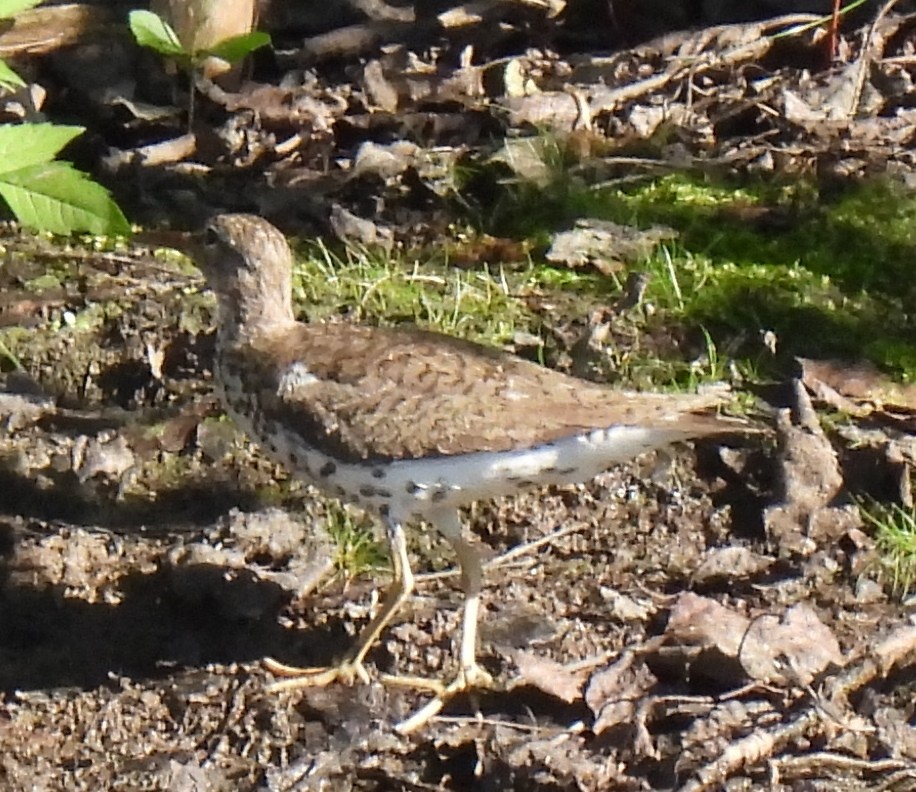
[194,214,296,339]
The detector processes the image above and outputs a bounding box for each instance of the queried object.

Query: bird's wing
[240,322,739,463]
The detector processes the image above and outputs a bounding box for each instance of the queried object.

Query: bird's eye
[203,226,220,245]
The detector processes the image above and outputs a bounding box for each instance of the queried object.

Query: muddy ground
[0,241,914,792]
[2,1,916,789]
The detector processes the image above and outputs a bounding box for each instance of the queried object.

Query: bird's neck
[216,289,295,345]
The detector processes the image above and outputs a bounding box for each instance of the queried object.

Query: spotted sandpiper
[190,214,755,733]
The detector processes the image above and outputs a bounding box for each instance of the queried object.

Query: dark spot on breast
[290,452,300,465]
[515,480,535,488]
[379,504,390,517]
[372,468,386,479]
[335,486,347,498]
[359,485,376,498]
[375,488,392,499]
[557,467,579,476]
[320,461,337,477]
[431,489,447,503]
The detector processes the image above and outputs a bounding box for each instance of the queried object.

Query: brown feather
[219,321,744,463]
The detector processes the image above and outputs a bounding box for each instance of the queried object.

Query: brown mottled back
[220,320,743,464]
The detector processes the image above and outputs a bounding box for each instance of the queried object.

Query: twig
[415,521,589,585]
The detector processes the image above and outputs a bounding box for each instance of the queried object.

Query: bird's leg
[266,508,414,691]
[436,509,493,690]
[384,509,495,734]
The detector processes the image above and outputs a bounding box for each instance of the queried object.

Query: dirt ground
[2,2,916,789]
[0,245,914,791]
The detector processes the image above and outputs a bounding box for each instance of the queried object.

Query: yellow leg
[386,509,495,734]
[266,508,414,693]
[437,509,493,689]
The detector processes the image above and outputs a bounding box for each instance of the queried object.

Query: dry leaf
[511,650,586,703]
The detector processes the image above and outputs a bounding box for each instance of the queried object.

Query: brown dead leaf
[445,235,531,268]
[0,386,54,432]
[666,592,749,658]
[363,59,399,113]
[546,219,676,276]
[0,4,113,57]
[351,140,421,180]
[75,433,135,483]
[773,381,842,502]
[666,594,842,686]
[763,379,862,554]
[510,650,586,703]
[691,546,774,584]
[739,603,843,685]
[799,356,916,413]
[874,706,916,761]
[504,92,581,132]
[0,295,65,327]
[874,625,916,678]
[329,205,394,250]
[156,410,209,455]
[222,85,344,129]
[584,653,657,735]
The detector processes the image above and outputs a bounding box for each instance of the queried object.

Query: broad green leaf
[0,123,84,174]
[202,31,271,64]
[0,161,130,235]
[129,9,187,58]
[0,59,25,90]
[0,0,44,18]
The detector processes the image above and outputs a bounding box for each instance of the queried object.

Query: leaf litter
[1,1,916,790]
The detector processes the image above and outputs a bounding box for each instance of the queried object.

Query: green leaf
[128,9,187,58]
[0,161,130,235]
[0,0,44,19]
[0,123,85,174]
[0,59,25,90]
[201,31,271,64]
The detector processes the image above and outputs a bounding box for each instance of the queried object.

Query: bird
[188,213,756,733]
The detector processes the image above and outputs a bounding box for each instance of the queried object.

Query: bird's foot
[264,656,371,692]
[381,661,494,693]
[383,662,496,734]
